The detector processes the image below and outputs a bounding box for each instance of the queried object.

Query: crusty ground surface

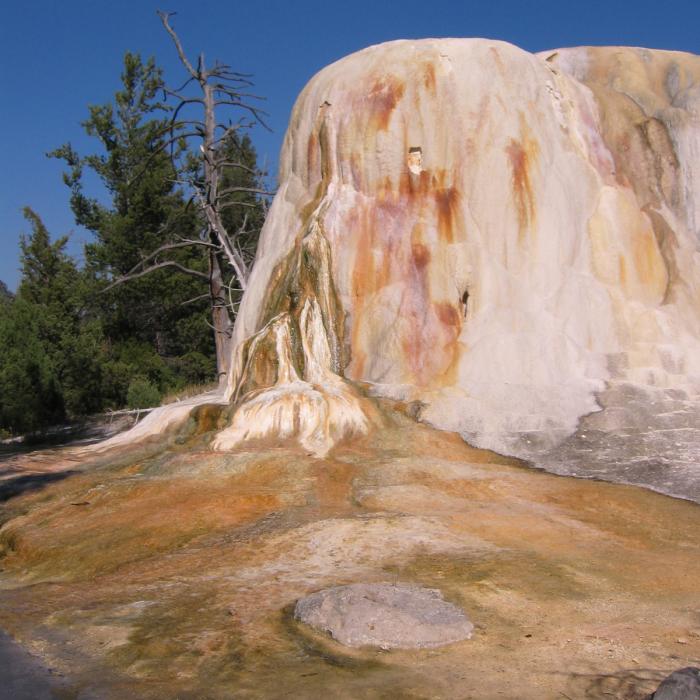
[0,406,698,699]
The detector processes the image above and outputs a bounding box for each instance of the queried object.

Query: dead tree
[158,10,274,381]
[109,11,273,384]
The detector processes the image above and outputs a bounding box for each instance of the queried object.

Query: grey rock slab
[652,667,700,699]
[294,582,474,649]
[516,382,700,504]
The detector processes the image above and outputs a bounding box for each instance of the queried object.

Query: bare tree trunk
[203,80,234,382]
[210,250,233,384]
[200,81,250,287]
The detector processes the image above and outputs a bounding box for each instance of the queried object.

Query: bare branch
[103,260,209,292]
[218,200,261,211]
[216,186,274,200]
[211,125,243,146]
[213,100,270,130]
[236,212,249,235]
[170,120,206,132]
[180,293,210,306]
[194,190,249,287]
[214,68,254,80]
[170,75,197,94]
[203,317,233,337]
[215,160,258,174]
[124,131,203,188]
[158,11,199,79]
[163,88,204,104]
[213,88,263,100]
[122,240,209,277]
[170,98,206,126]
[174,236,220,249]
[214,99,265,112]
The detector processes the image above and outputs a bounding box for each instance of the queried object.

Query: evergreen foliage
[0,280,13,304]
[217,132,267,301]
[0,209,103,432]
[126,376,162,409]
[0,48,267,436]
[50,53,213,367]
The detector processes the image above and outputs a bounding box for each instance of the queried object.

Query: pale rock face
[294,583,474,649]
[221,39,700,467]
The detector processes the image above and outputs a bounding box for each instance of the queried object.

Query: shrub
[126,377,161,410]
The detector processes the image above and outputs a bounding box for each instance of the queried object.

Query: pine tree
[0,209,103,433]
[0,280,13,305]
[51,53,216,396]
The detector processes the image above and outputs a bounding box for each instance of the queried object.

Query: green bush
[126,377,161,410]
[177,351,216,385]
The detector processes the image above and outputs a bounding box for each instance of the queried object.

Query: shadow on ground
[563,666,669,699]
[0,471,78,503]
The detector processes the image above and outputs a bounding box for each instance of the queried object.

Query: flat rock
[294,582,474,649]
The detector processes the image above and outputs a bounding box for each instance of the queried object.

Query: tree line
[0,15,270,436]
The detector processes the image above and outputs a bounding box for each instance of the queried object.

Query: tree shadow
[0,471,78,503]
[561,667,669,699]
[0,416,135,462]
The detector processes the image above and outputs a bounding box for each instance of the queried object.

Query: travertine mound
[219,39,700,484]
[294,582,474,649]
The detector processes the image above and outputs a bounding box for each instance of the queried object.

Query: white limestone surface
[224,40,700,466]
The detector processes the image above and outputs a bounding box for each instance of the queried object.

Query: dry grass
[160,381,219,406]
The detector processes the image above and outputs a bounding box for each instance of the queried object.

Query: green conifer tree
[51,53,215,397]
[0,209,103,433]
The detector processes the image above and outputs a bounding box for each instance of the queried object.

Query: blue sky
[1,0,699,290]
